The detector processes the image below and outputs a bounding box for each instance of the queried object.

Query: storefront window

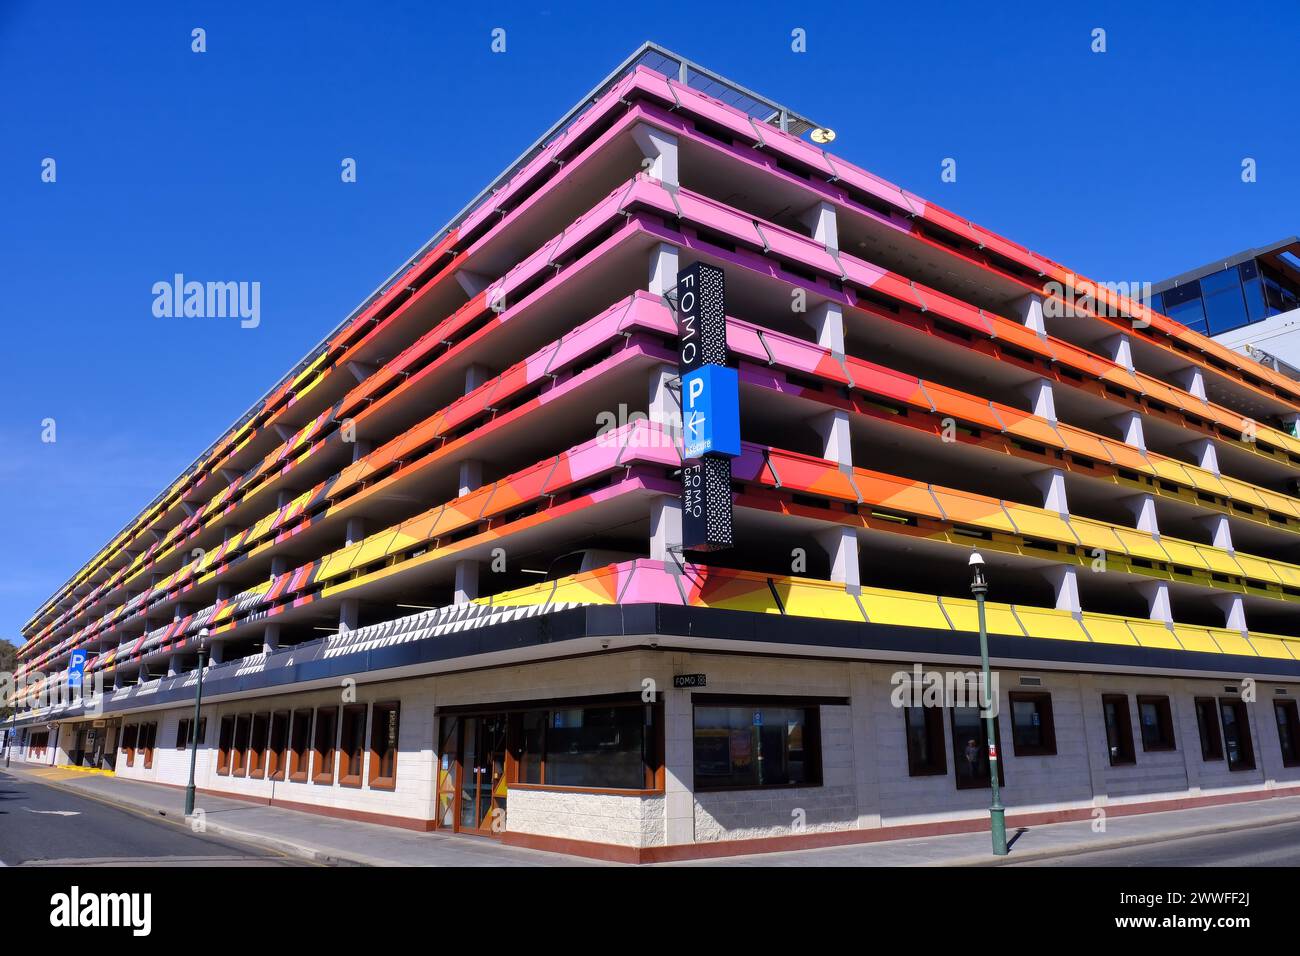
[545,706,646,789]
[693,704,819,790]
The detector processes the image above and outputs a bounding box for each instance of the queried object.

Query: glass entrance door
[458,715,511,835]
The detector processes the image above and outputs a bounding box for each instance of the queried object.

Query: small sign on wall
[673,674,707,688]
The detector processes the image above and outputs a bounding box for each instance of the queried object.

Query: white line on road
[24,808,81,816]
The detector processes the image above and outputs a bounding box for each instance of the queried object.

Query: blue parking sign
[682,364,740,460]
[68,649,87,689]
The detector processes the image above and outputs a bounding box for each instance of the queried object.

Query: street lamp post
[4,705,15,768]
[183,629,210,818]
[969,551,1007,856]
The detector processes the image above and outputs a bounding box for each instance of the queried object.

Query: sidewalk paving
[12,762,1300,867]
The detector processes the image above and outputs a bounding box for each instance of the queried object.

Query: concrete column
[1029,468,1069,517]
[817,527,860,589]
[812,409,852,466]
[270,556,290,578]
[338,599,360,634]
[1184,438,1220,476]
[1211,593,1248,635]
[1014,294,1046,336]
[1111,411,1146,452]
[464,364,492,393]
[798,201,839,251]
[455,270,491,298]
[453,561,480,605]
[648,366,680,445]
[1125,493,1160,535]
[1101,333,1134,373]
[648,243,680,298]
[1172,365,1208,402]
[849,664,883,829]
[1283,413,1299,439]
[631,124,679,186]
[351,440,372,464]
[345,518,366,547]
[208,641,225,666]
[1199,514,1234,552]
[662,653,696,845]
[347,361,375,383]
[262,624,281,655]
[1137,581,1173,623]
[457,460,483,499]
[650,496,682,564]
[276,489,297,509]
[1021,378,1057,423]
[1044,565,1081,613]
[167,654,183,677]
[803,301,845,354]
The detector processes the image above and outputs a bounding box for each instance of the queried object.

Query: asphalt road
[1014,817,1300,867]
[0,769,310,866]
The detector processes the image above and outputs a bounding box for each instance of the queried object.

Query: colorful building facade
[12,44,1300,862]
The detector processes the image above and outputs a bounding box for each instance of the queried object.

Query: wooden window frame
[903,706,947,776]
[288,708,313,783]
[1275,699,1300,768]
[141,723,156,769]
[311,706,338,785]
[368,701,401,791]
[267,711,290,782]
[1008,691,1057,757]
[247,713,270,780]
[1219,698,1256,772]
[122,724,138,768]
[231,714,250,777]
[337,704,368,788]
[217,715,234,775]
[1194,697,1224,761]
[1102,694,1136,766]
[1136,695,1177,752]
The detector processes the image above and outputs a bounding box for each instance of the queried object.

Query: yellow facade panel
[1014,606,1090,642]
[859,588,951,630]
[1081,614,1140,646]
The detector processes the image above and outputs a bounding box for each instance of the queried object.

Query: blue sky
[2,1,1297,642]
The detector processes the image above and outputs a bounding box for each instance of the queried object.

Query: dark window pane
[950,707,1002,788]
[693,705,817,790]
[546,706,645,789]
[1219,700,1255,771]
[1194,698,1223,761]
[1162,281,1207,331]
[1201,267,1249,334]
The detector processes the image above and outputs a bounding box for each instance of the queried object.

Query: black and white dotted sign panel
[682,456,733,551]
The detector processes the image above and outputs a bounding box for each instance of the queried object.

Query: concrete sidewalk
[12,762,1300,866]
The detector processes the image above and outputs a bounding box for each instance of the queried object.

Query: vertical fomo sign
[676,263,738,551]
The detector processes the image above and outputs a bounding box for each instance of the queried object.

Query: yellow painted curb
[55,764,115,776]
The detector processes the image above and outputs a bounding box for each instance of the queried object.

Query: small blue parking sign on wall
[68,648,87,689]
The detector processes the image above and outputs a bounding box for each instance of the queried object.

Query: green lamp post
[969,551,1007,856]
[183,628,210,817]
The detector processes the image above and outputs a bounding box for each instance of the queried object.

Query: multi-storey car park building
[10,43,1300,862]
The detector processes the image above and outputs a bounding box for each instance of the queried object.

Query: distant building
[1154,237,1300,388]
